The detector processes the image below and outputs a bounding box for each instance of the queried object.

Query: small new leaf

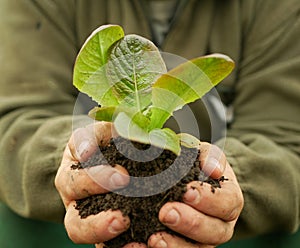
[178,133,201,149]
[114,112,180,155]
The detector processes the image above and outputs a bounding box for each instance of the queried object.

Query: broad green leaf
[149,54,235,129]
[114,112,180,155]
[106,34,167,112]
[73,25,124,105]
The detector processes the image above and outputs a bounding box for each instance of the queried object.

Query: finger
[159,202,234,245]
[123,243,148,248]
[148,232,215,248]
[183,163,244,221]
[55,164,129,206]
[199,142,226,179]
[69,122,114,162]
[65,202,130,244]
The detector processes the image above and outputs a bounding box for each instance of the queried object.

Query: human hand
[55,122,132,245]
[148,142,244,248]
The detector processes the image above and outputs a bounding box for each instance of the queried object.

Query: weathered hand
[55,122,131,244]
[148,142,244,248]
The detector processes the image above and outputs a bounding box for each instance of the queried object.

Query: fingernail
[207,158,221,169]
[155,240,168,248]
[184,188,200,204]
[108,218,125,234]
[163,209,180,225]
[150,235,168,248]
[109,172,128,188]
[204,157,221,176]
[155,239,168,248]
[77,140,90,158]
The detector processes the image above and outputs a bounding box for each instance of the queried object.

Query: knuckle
[70,127,85,146]
[184,214,202,235]
[238,190,245,210]
[54,172,61,190]
[224,208,239,222]
[215,225,234,245]
[65,222,83,244]
[64,184,77,200]
[67,231,82,244]
[230,190,244,216]
[54,167,68,194]
[223,193,243,221]
[195,222,233,246]
[58,169,86,199]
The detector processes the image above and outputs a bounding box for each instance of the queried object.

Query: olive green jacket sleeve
[0,0,80,222]
[216,1,300,238]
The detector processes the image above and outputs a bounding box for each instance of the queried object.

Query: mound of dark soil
[73,137,225,247]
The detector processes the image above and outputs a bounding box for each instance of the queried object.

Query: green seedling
[73,24,234,155]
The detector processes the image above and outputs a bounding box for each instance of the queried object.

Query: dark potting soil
[73,136,226,247]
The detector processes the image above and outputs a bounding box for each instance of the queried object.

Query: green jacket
[0,0,299,243]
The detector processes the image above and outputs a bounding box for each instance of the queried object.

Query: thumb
[199,142,226,179]
[69,121,114,162]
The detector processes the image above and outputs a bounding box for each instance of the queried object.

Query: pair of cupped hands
[55,122,244,248]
